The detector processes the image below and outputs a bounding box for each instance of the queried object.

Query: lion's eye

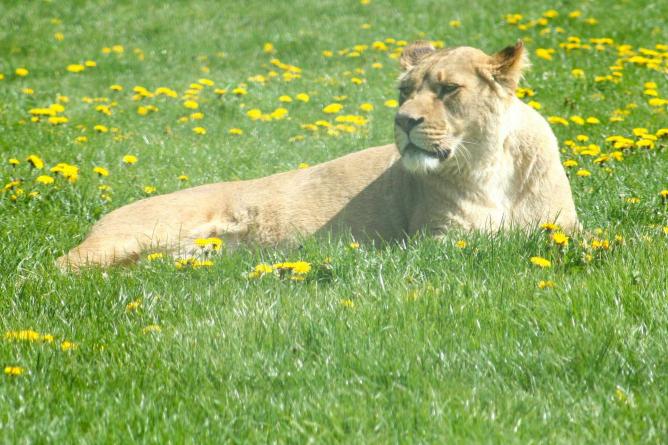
[438,84,460,98]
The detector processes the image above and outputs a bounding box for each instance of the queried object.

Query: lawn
[1,0,668,443]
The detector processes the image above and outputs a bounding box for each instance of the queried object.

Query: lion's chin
[400,143,451,174]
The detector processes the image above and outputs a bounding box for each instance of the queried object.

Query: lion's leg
[56,234,144,272]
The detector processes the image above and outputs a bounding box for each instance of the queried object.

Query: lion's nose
[394,114,424,133]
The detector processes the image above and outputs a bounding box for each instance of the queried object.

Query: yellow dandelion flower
[576,169,591,177]
[26,155,44,169]
[359,103,374,112]
[192,126,207,135]
[563,159,578,168]
[527,101,542,110]
[538,280,556,289]
[122,154,138,165]
[35,175,55,185]
[298,162,310,169]
[278,95,292,103]
[570,68,585,78]
[94,124,109,133]
[66,64,85,73]
[60,341,78,351]
[530,256,551,268]
[586,116,601,124]
[263,42,275,54]
[455,240,467,249]
[384,99,399,108]
[551,232,569,246]
[22,88,34,95]
[126,299,141,311]
[15,68,29,77]
[340,299,355,308]
[183,100,199,110]
[198,78,214,86]
[143,324,161,334]
[548,116,569,126]
[54,32,64,41]
[143,186,156,194]
[323,103,343,114]
[449,19,461,28]
[232,87,247,95]
[295,93,310,103]
[229,128,243,135]
[4,366,25,376]
[179,174,189,181]
[9,158,20,166]
[147,252,164,261]
[535,48,555,60]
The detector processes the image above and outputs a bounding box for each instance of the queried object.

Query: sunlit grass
[1,0,667,442]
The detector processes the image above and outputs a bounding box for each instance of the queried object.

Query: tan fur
[57,42,578,271]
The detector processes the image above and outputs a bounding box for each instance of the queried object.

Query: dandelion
[141,251,164,262]
[384,99,399,108]
[60,341,78,351]
[449,19,461,28]
[143,324,161,334]
[323,103,343,114]
[563,159,578,168]
[530,256,551,268]
[248,263,274,279]
[183,100,199,110]
[192,126,207,135]
[179,174,189,181]
[122,155,138,165]
[278,95,292,103]
[455,240,467,249]
[229,128,243,135]
[4,366,25,376]
[538,280,556,289]
[232,87,247,96]
[571,68,585,78]
[35,175,55,185]
[195,237,223,251]
[94,124,109,133]
[551,232,569,246]
[66,64,85,73]
[26,155,44,169]
[548,116,569,126]
[576,169,591,177]
[298,162,309,169]
[527,101,542,110]
[22,88,34,95]
[535,48,555,60]
[126,299,142,312]
[15,68,29,77]
[359,103,374,112]
[9,158,20,166]
[263,42,275,54]
[340,299,355,308]
[295,93,310,103]
[54,32,64,41]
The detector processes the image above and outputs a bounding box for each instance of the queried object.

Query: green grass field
[2,0,668,442]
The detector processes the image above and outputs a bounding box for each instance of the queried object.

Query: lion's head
[394,41,529,174]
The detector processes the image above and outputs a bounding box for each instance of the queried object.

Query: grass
[1,0,668,443]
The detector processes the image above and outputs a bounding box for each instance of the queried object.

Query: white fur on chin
[400,147,442,174]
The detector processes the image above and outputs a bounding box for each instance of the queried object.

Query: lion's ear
[400,41,435,71]
[492,40,530,90]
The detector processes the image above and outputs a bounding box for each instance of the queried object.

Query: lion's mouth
[403,143,451,161]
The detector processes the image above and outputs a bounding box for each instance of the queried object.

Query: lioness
[57,40,578,270]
